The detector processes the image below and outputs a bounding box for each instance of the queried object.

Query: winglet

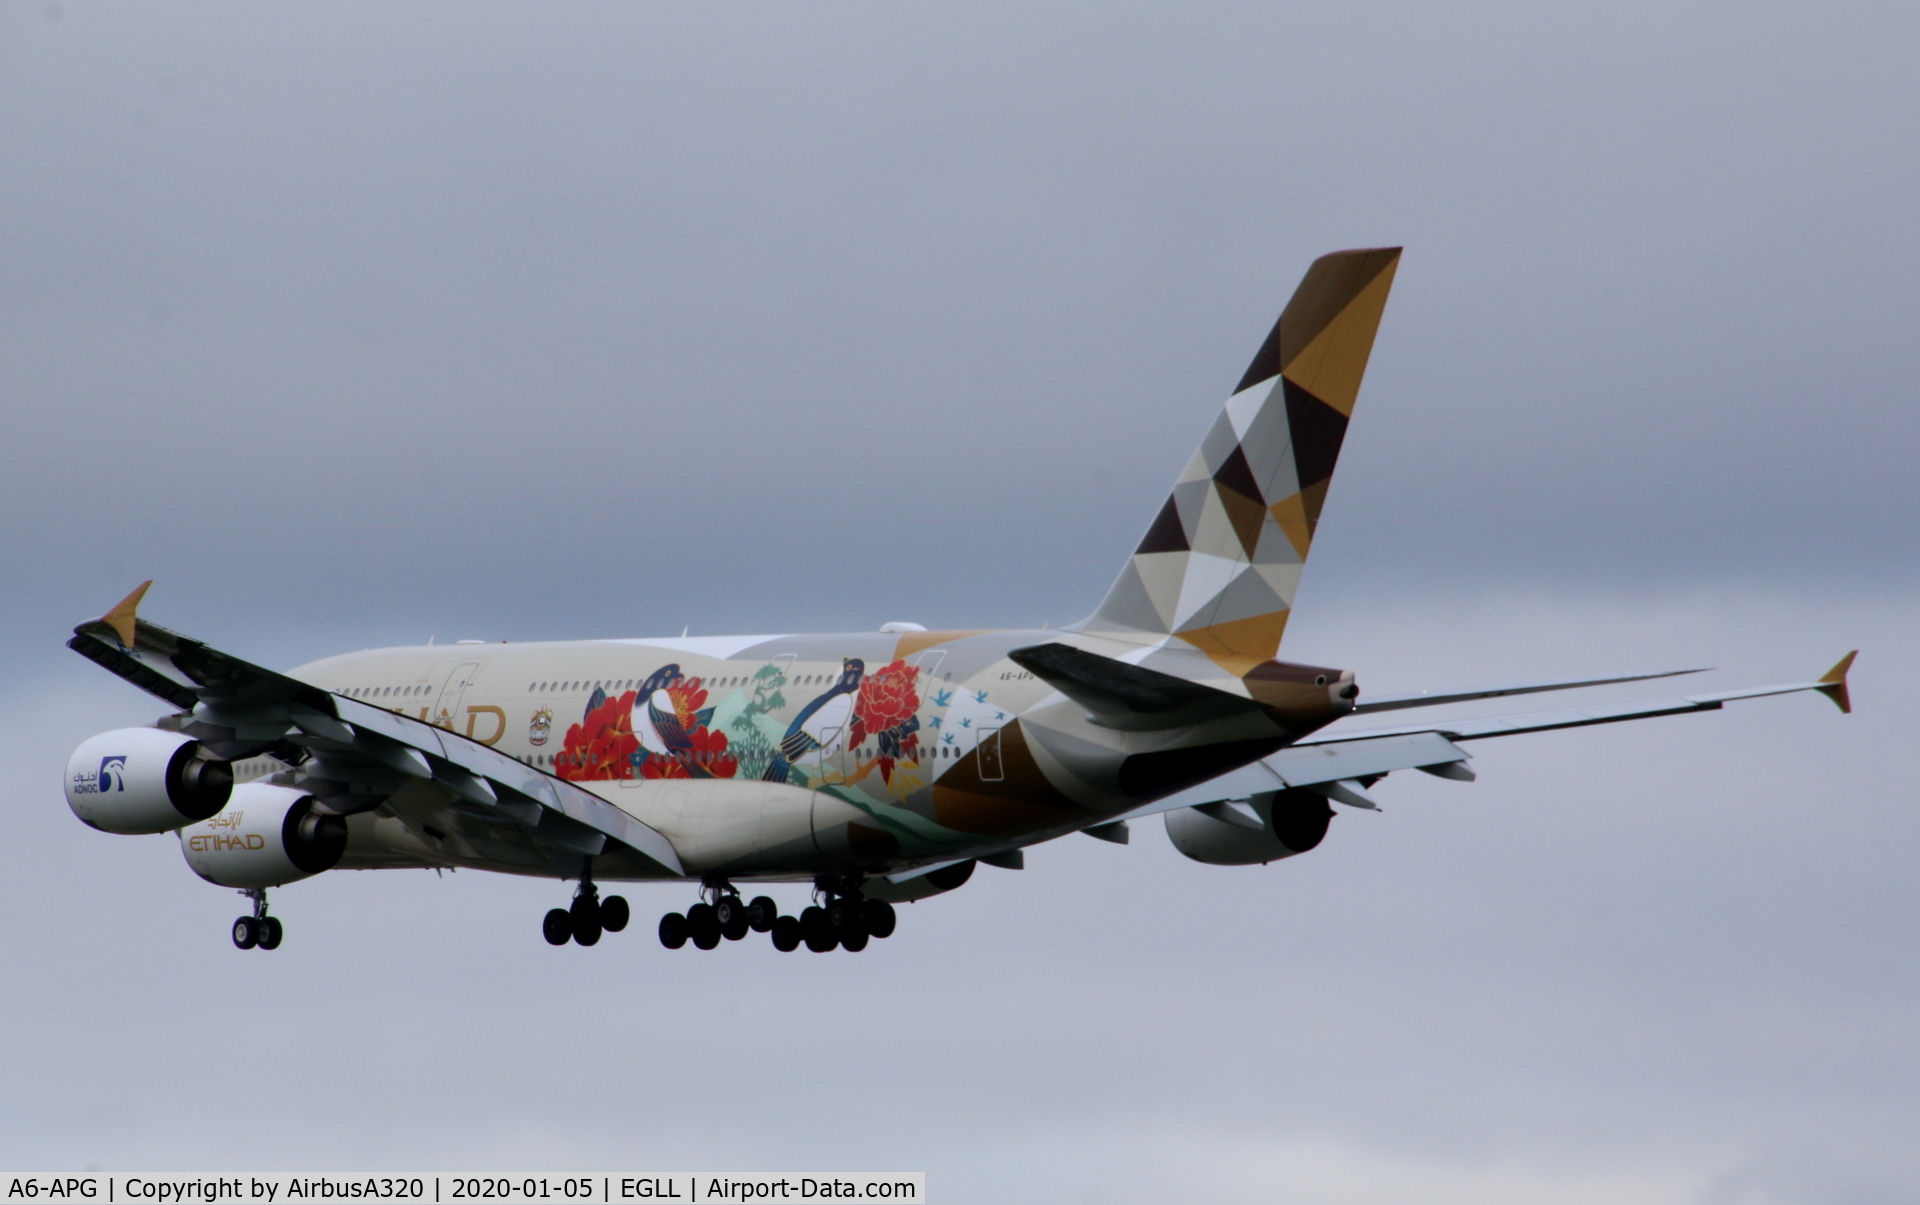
[1816,650,1856,714]
[100,581,152,650]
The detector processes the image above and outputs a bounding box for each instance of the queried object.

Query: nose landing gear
[231,888,283,951]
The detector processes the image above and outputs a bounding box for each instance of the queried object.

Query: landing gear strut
[658,875,896,953]
[658,880,789,952]
[660,878,741,950]
[231,888,283,951]
[542,860,629,947]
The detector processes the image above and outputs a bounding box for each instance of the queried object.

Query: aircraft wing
[69,583,683,876]
[1301,655,1853,746]
[1348,667,1708,713]
[1100,654,1855,827]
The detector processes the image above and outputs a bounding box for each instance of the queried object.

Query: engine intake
[1164,788,1335,865]
[66,727,233,834]
[179,782,349,888]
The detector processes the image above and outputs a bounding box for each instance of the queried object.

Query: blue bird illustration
[762,658,864,783]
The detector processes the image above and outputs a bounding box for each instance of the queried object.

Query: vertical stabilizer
[1077,248,1401,671]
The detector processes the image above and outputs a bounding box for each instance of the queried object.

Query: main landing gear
[542,863,630,947]
[658,876,896,954]
[231,888,283,951]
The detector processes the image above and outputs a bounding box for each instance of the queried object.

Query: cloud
[6,588,1915,1203]
[2,2,1917,666]
[2,4,1915,1200]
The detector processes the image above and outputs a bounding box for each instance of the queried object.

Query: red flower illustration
[665,680,708,727]
[557,690,640,782]
[686,725,738,778]
[641,754,689,779]
[851,659,921,783]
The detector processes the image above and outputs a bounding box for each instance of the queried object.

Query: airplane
[61,247,1856,954]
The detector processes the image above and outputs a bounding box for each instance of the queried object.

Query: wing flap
[1103,730,1472,825]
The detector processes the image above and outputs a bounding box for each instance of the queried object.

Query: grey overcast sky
[2,3,1916,1202]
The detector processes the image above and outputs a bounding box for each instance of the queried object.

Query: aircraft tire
[543,907,573,946]
[570,896,602,946]
[770,916,801,952]
[658,912,689,949]
[688,903,721,950]
[747,896,779,932]
[825,898,855,932]
[600,895,630,933]
[256,917,284,950]
[840,927,869,953]
[801,906,836,952]
[862,899,896,939]
[231,916,258,950]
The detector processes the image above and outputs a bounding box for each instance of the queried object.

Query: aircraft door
[975,727,1004,781]
[432,662,482,730]
[910,650,946,681]
[810,720,845,775]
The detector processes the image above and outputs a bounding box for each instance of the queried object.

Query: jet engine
[178,782,349,888]
[66,727,233,834]
[1164,788,1335,865]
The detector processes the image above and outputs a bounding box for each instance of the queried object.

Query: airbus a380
[64,247,1855,954]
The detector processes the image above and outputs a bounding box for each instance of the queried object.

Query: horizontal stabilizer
[1008,641,1267,731]
[1350,667,1709,714]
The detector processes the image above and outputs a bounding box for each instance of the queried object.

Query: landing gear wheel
[771,915,802,952]
[543,907,573,946]
[862,899,896,939]
[747,896,779,933]
[600,895,630,933]
[825,898,856,932]
[835,902,870,951]
[719,900,750,942]
[571,895,603,947]
[256,917,284,950]
[801,906,837,953]
[232,916,259,950]
[688,902,721,950]
[659,912,689,949]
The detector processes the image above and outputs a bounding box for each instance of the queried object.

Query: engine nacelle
[178,782,349,888]
[66,727,234,834]
[1165,788,1336,865]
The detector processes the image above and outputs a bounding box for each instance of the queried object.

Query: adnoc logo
[72,756,127,795]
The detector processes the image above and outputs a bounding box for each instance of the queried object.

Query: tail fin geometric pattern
[1079,247,1402,672]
